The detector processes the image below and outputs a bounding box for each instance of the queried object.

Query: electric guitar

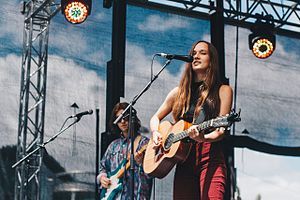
[100,144,148,200]
[143,111,241,179]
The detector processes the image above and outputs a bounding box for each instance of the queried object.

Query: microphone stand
[113,59,171,200]
[12,116,82,169]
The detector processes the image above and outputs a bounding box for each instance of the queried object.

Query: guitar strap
[126,135,142,159]
[133,135,142,156]
[125,135,142,159]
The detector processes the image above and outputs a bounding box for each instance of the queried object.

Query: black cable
[58,116,72,131]
[233,1,240,137]
[150,54,157,81]
[149,54,158,200]
[95,108,100,200]
[232,1,240,199]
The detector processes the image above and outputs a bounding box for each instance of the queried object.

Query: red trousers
[173,143,227,200]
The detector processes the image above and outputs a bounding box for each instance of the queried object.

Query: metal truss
[128,0,300,38]
[14,1,60,200]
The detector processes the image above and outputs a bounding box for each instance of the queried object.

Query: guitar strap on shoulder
[133,135,142,156]
[126,135,142,159]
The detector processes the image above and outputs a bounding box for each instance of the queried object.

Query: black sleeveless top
[181,81,206,124]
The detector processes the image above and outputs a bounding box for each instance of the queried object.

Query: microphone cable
[150,54,157,81]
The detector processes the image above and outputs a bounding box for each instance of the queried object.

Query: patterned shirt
[99,135,153,200]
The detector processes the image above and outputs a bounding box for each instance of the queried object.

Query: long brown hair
[109,102,141,137]
[172,40,221,121]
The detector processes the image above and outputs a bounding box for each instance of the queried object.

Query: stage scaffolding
[128,0,300,38]
[14,0,300,200]
[14,1,60,200]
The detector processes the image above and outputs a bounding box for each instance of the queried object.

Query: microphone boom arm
[113,59,171,124]
[12,118,79,169]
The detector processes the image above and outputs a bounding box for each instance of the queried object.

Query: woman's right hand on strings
[100,174,111,188]
[152,130,162,148]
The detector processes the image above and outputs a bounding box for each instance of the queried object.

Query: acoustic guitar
[143,111,241,179]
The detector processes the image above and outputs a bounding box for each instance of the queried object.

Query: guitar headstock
[211,109,241,128]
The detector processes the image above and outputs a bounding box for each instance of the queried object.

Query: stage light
[250,37,275,59]
[61,0,92,24]
[249,15,276,59]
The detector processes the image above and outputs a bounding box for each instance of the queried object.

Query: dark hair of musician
[109,102,141,137]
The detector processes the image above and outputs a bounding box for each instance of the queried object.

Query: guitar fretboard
[172,119,213,143]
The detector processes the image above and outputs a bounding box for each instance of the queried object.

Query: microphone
[120,109,136,120]
[122,113,130,120]
[113,107,137,124]
[156,53,193,63]
[71,110,93,119]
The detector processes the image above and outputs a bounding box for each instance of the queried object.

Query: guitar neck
[172,120,212,143]
[116,144,147,178]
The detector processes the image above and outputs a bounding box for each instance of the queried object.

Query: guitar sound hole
[163,133,174,151]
